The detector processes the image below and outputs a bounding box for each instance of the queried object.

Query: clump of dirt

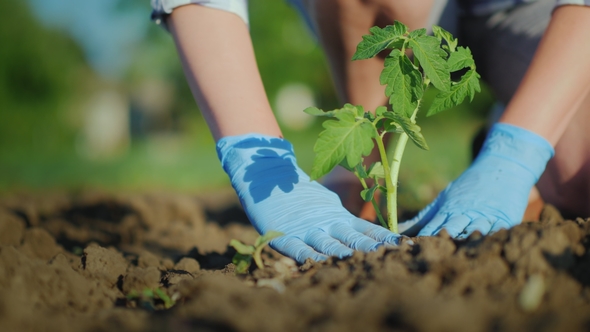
[0,191,589,332]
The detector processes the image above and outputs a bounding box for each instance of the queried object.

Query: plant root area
[1,191,590,332]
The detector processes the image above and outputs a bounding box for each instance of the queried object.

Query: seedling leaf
[408,35,450,92]
[427,68,481,116]
[304,106,336,117]
[380,49,424,117]
[311,110,375,179]
[447,46,475,72]
[355,163,369,179]
[432,25,458,53]
[383,112,429,150]
[367,162,385,179]
[352,22,408,60]
[361,185,379,202]
[232,253,252,274]
[408,28,427,39]
[230,239,255,255]
[255,230,284,247]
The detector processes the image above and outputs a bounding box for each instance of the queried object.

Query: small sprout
[229,231,284,274]
[126,287,175,310]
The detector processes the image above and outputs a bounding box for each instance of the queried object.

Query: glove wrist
[480,123,554,182]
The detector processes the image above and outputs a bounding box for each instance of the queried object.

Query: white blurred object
[77,90,129,160]
[275,83,316,131]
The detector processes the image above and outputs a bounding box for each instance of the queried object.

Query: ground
[1,190,589,332]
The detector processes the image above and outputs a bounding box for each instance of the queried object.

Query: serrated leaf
[310,112,375,179]
[408,35,450,92]
[375,106,387,117]
[447,46,475,72]
[383,112,429,150]
[304,106,336,117]
[361,185,379,202]
[230,239,255,255]
[408,28,427,39]
[380,49,423,117]
[427,68,481,116]
[367,162,385,179]
[352,22,407,60]
[254,231,284,247]
[432,25,457,53]
[381,118,403,133]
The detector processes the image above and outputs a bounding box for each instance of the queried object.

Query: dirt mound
[0,191,589,331]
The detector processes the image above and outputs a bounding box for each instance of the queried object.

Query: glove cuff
[481,123,555,182]
[216,133,295,168]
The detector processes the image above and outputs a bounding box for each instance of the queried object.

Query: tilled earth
[1,190,589,332]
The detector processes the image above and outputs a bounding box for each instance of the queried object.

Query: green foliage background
[0,1,493,209]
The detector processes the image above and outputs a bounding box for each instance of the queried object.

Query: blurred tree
[0,1,90,155]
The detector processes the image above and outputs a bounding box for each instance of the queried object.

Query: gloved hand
[216,134,400,263]
[399,123,554,238]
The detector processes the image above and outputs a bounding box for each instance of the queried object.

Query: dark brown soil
[1,190,589,332]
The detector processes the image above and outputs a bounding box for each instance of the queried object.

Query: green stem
[355,169,387,228]
[387,133,408,233]
[374,132,396,232]
[385,99,422,233]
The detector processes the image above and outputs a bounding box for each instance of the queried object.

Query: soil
[1,190,590,332]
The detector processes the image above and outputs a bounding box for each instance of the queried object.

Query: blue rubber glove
[399,123,554,238]
[216,134,401,263]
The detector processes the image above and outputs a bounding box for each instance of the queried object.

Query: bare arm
[500,5,590,145]
[167,5,282,141]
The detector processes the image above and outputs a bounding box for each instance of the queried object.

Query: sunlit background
[0,0,494,209]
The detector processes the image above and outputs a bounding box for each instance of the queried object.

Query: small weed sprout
[229,231,284,274]
[126,287,175,310]
[305,22,480,232]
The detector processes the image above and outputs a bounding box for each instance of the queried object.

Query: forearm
[167,5,282,141]
[500,5,590,145]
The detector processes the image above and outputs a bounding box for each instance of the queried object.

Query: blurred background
[0,0,494,209]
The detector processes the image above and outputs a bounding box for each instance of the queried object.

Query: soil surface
[1,190,590,332]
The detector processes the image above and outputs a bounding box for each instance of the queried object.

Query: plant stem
[374,133,396,232]
[385,100,422,233]
[355,172,388,228]
[387,133,409,233]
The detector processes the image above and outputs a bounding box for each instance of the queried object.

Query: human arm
[500,5,590,144]
[405,5,590,237]
[166,5,400,262]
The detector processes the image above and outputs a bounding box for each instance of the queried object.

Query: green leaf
[360,185,379,202]
[232,253,252,274]
[154,288,175,309]
[380,49,424,117]
[375,106,387,117]
[254,231,284,248]
[383,112,429,150]
[310,110,376,179]
[352,22,408,60]
[355,164,369,179]
[447,46,475,72]
[432,25,457,53]
[408,35,450,92]
[408,28,427,39]
[427,68,481,116]
[367,162,385,179]
[229,239,255,255]
[304,106,336,117]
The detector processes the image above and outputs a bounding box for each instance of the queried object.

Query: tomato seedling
[229,231,283,274]
[305,22,480,233]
